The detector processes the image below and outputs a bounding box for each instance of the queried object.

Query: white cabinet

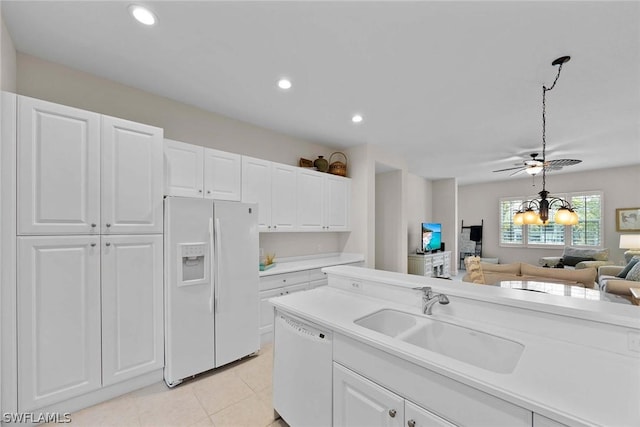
[17,96,163,236]
[408,252,451,278]
[17,236,102,411]
[102,116,163,234]
[297,168,351,231]
[17,234,164,410]
[203,147,242,200]
[271,163,297,231]
[163,139,204,198]
[242,156,272,230]
[297,169,325,231]
[533,414,569,427]
[333,363,404,427]
[164,139,241,201]
[324,174,351,231]
[17,96,101,235]
[405,401,456,427]
[101,234,164,386]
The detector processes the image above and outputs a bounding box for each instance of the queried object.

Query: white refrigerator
[164,197,260,387]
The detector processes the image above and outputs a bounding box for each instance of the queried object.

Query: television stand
[408,251,451,278]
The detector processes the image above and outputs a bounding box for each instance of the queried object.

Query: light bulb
[129,5,157,26]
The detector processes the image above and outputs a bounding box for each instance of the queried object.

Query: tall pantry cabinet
[4,94,164,413]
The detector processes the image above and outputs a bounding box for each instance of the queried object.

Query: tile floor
[48,343,288,427]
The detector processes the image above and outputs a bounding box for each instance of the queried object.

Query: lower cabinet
[17,234,163,411]
[333,363,455,427]
[259,283,309,343]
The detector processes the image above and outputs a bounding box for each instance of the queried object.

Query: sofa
[539,246,610,270]
[597,256,640,300]
[463,257,597,288]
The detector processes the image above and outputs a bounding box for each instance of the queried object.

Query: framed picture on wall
[615,207,640,231]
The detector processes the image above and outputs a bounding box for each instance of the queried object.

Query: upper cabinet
[102,116,163,234]
[163,139,204,198]
[298,168,350,232]
[241,156,272,231]
[17,96,101,235]
[164,138,241,201]
[16,96,163,235]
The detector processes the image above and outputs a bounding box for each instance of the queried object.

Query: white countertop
[259,252,364,277]
[270,267,640,427]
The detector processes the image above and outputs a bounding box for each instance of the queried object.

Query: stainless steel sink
[354,309,524,373]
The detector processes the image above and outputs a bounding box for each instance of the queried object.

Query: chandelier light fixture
[513,56,579,226]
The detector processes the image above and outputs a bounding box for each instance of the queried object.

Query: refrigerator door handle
[214,217,222,313]
[209,217,214,314]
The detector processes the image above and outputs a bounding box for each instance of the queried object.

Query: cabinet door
[405,400,456,427]
[163,138,204,198]
[17,236,102,411]
[271,163,297,231]
[203,148,241,201]
[241,156,272,231]
[17,96,100,235]
[296,169,325,231]
[325,175,350,231]
[333,363,404,427]
[101,116,163,234]
[101,235,164,386]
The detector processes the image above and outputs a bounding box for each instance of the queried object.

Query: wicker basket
[328,152,348,177]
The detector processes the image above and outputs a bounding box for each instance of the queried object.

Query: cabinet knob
[408,420,416,427]
[274,225,277,229]
[207,190,211,194]
[90,243,96,247]
[198,189,203,193]
[106,223,111,228]
[91,223,96,228]
[389,409,397,418]
[105,242,111,247]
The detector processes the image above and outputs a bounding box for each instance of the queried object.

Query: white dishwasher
[273,310,333,427]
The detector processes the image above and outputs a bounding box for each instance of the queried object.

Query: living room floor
[45,343,287,427]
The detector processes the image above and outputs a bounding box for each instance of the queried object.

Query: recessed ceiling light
[277,78,292,90]
[129,5,157,26]
[352,114,363,124]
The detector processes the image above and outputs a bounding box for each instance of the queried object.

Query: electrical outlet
[628,331,640,353]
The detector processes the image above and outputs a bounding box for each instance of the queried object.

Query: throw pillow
[562,255,595,267]
[617,256,640,278]
[625,262,640,282]
[464,256,485,284]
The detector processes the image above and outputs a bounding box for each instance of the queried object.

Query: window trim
[499,191,604,249]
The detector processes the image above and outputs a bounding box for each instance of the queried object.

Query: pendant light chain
[541,62,564,193]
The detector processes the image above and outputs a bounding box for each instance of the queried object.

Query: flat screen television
[422,222,442,252]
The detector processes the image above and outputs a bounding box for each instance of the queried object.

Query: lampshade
[554,207,578,225]
[619,234,640,249]
[525,165,543,176]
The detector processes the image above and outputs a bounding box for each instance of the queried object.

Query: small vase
[314,156,329,172]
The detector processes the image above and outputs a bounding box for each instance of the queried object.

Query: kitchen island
[270,266,639,427]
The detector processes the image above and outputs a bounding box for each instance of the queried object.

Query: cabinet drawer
[308,268,327,282]
[260,270,309,291]
[334,334,531,427]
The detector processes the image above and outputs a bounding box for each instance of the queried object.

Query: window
[499,192,603,248]
[499,198,523,245]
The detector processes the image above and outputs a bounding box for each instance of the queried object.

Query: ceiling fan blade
[547,159,582,167]
[493,166,525,173]
[509,169,526,177]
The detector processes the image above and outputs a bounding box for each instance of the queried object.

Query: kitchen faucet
[413,286,449,315]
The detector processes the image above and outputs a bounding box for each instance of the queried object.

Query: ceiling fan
[492,153,582,176]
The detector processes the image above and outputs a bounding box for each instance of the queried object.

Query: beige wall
[432,178,458,274]
[1,15,16,91]
[458,165,640,266]
[15,53,352,258]
[375,170,404,272]
[406,173,433,254]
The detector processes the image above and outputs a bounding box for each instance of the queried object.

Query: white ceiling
[3,1,639,184]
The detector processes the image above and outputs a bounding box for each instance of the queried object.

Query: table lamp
[619,234,640,263]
